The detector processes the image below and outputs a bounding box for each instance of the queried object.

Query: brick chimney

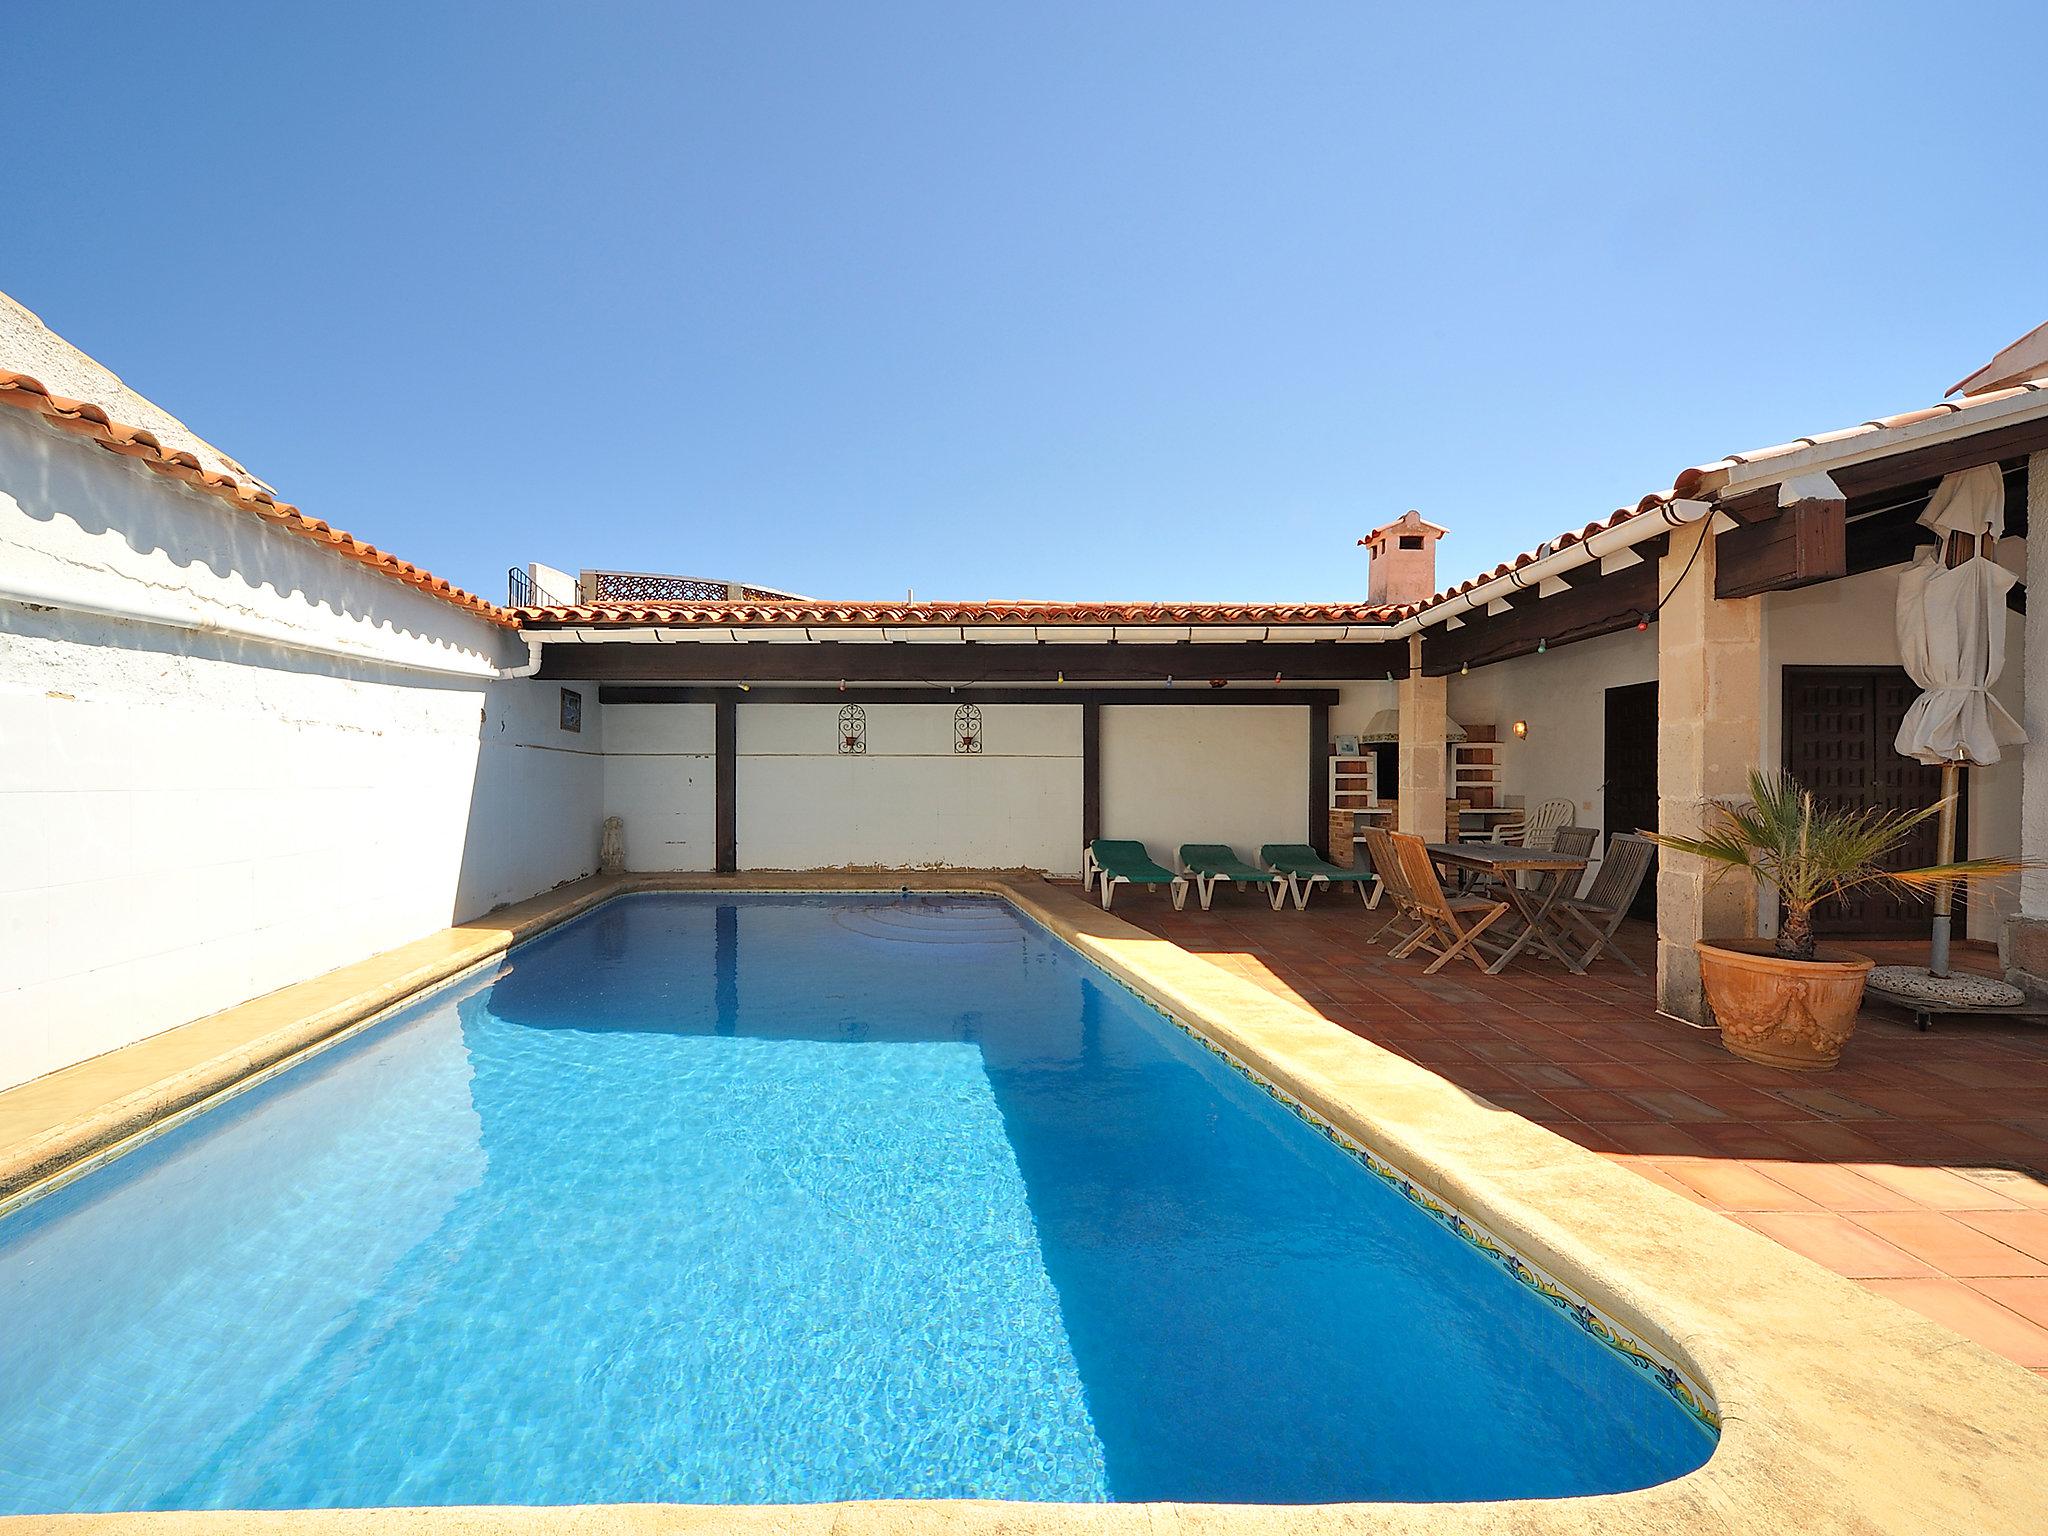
[1358,510,1448,607]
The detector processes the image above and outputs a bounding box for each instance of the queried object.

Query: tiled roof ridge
[1413,379,2048,612]
[513,599,1408,626]
[0,370,512,627]
[11,340,2045,636]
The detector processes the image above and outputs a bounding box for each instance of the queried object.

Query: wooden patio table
[1424,842,1590,975]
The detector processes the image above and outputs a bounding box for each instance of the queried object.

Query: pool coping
[5,871,2048,1535]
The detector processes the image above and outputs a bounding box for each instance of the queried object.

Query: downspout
[0,572,530,682]
[497,632,546,678]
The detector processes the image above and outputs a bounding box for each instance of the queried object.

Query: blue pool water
[0,894,1713,1512]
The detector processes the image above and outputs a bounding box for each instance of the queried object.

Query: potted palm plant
[1648,770,2024,1070]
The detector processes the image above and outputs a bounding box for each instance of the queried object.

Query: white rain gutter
[1391,497,1716,637]
[0,572,526,681]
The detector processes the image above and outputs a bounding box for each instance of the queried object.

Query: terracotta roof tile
[1408,381,2048,614]
[0,370,510,626]
[514,599,1407,628]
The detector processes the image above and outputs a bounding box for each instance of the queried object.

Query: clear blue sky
[4,3,2042,605]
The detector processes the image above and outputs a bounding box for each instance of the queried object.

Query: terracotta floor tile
[1515,1062,1593,1091]
[1848,1163,2025,1212]
[1656,1159,1820,1212]
[1597,1039,1694,1064]
[1772,1087,1891,1119]
[1615,1158,1715,1205]
[1602,1121,1715,1157]
[1975,1276,2048,1330]
[1836,1088,1965,1119]
[1774,1120,1895,1160]
[1685,1123,1814,1160]
[1947,1121,2048,1164]
[1954,1210,2048,1265]
[1687,1086,1815,1121]
[1748,1159,1924,1212]
[1538,1089,1648,1124]
[1854,1211,2048,1277]
[1481,1091,1574,1125]
[1570,1062,1668,1091]
[1861,1279,2048,1367]
[1621,1090,1729,1122]
[1741,1214,1937,1279]
[1955,1167,2048,1209]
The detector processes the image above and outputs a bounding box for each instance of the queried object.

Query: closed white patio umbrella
[1892,463,2026,977]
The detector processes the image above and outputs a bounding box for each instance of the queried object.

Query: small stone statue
[600,816,626,876]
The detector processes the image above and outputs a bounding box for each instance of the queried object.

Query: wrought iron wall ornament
[954,703,982,754]
[837,703,867,755]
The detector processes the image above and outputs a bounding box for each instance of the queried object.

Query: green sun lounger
[1179,844,1287,911]
[1260,843,1382,912]
[1083,840,1189,911]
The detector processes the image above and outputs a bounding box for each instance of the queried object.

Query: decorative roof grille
[575,570,809,605]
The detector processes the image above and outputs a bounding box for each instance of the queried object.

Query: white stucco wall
[736,703,1082,871]
[1438,563,2029,942]
[1098,704,1309,860]
[1447,626,1659,838]
[601,703,718,871]
[0,411,604,1090]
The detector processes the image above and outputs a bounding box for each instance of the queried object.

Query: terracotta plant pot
[1695,940,1875,1071]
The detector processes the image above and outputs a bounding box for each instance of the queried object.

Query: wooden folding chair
[1388,833,1510,975]
[1555,832,1656,974]
[1535,825,1599,899]
[1360,826,1425,948]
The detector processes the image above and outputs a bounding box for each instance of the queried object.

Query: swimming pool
[0,893,1714,1513]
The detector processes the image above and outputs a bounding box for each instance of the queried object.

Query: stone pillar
[1397,635,1448,843]
[1656,522,1764,1021]
[2007,452,2048,991]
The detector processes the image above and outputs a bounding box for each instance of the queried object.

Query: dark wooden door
[1602,682,1658,922]
[1781,667,1953,936]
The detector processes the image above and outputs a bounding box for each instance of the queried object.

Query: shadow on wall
[2,410,501,663]
[451,679,605,923]
[2,403,613,922]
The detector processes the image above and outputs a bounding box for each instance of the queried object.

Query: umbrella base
[1865,967,2039,1033]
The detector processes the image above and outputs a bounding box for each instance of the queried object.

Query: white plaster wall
[0,411,604,1089]
[736,703,1081,871]
[1437,566,2028,942]
[1331,679,1399,738]
[1763,561,2026,941]
[1447,626,1658,838]
[601,703,717,871]
[1098,705,1308,860]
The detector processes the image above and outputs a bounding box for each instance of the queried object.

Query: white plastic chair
[1523,799,1576,852]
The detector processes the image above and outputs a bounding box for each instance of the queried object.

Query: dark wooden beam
[1842,459,2028,574]
[599,685,1339,706]
[1714,493,1847,599]
[714,697,736,874]
[1081,702,1101,848]
[544,640,1408,685]
[1828,415,2048,500]
[1308,701,1330,857]
[1714,484,1782,525]
[1420,554,1662,676]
